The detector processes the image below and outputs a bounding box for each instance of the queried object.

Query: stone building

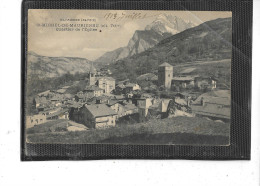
[97,77,115,93]
[69,104,117,129]
[158,62,173,89]
[87,62,115,93]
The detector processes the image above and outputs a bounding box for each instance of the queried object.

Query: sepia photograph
[25,9,232,146]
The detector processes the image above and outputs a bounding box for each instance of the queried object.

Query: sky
[28,10,231,61]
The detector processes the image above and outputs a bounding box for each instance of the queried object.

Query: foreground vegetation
[27,116,230,144]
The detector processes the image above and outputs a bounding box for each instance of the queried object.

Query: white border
[0,0,259,185]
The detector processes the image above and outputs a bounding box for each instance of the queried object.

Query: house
[114,84,125,95]
[95,96,111,104]
[171,76,197,91]
[123,103,138,116]
[106,100,121,113]
[191,90,231,121]
[46,109,69,120]
[194,77,217,90]
[84,85,104,97]
[66,100,83,109]
[106,100,126,118]
[33,96,49,110]
[137,98,153,122]
[26,114,47,128]
[97,77,116,93]
[75,91,94,102]
[70,104,117,129]
[87,64,116,93]
[50,96,62,107]
[124,83,141,93]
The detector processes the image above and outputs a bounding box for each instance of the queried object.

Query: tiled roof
[85,104,117,118]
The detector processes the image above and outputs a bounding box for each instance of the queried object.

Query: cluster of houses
[158,62,217,91]
[26,61,230,130]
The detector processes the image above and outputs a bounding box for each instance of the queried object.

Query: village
[26,62,231,133]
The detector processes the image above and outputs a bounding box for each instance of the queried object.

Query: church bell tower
[158,62,173,89]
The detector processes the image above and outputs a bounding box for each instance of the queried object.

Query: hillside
[27,116,230,145]
[109,17,232,81]
[27,51,92,79]
[95,14,195,65]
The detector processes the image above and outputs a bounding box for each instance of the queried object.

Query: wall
[95,115,116,128]
[26,114,46,128]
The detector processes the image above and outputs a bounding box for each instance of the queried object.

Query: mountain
[145,14,194,34]
[95,14,195,65]
[27,52,92,78]
[109,17,232,81]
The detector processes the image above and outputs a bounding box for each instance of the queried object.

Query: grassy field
[27,116,230,145]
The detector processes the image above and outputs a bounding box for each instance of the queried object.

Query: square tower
[158,62,173,89]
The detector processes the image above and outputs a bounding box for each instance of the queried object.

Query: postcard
[25,9,232,146]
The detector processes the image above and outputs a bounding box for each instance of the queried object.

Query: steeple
[88,62,97,86]
[89,62,96,75]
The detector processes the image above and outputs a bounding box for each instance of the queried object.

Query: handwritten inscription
[104,12,147,22]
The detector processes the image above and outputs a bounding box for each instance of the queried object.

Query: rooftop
[159,62,173,67]
[172,76,197,81]
[191,90,231,119]
[124,103,137,111]
[85,85,103,91]
[34,97,48,104]
[85,104,117,118]
[97,77,115,81]
[116,84,125,89]
[107,100,120,106]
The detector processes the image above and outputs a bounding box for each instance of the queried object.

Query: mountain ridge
[95,14,195,65]
[109,17,232,81]
[27,51,92,79]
